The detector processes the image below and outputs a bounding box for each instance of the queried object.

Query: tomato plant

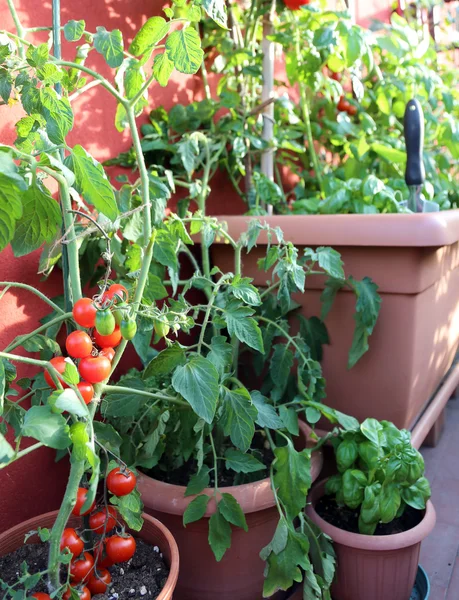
[107,467,137,497]
[66,331,93,359]
[105,535,136,564]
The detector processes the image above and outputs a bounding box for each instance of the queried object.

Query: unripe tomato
[107,467,137,497]
[89,506,117,535]
[105,534,136,564]
[154,320,170,339]
[63,587,91,600]
[66,331,93,359]
[113,302,128,326]
[73,298,97,328]
[79,356,111,384]
[283,0,310,9]
[77,381,94,405]
[393,100,405,118]
[70,552,94,583]
[95,309,116,336]
[93,326,121,349]
[61,528,84,557]
[99,347,115,362]
[44,356,70,389]
[103,284,128,304]
[87,568,111,595]
[120,319,137,341]
[32,594,51,600]
[72,487,96,516]
[337,96,351,112]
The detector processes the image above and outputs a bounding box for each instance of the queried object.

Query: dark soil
[148,431,274,487]
[0,539,169,600]
[316,495,424,535]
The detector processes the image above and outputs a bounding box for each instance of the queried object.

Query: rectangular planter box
[211,212,459,430]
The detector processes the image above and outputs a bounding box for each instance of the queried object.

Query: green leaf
[0,155,26,251]
[64,20,85,42]
[379,483,401,523]
[165,28,204,75]
[371,143,406,166]
[0,432,14,466]
[224,448,265,473]
[93,421,122,455]
[54,389,87,417]
[22,405,71,449]
[208,506,232,561]
[65,145,118,221]
[220,386,257,452]
[342,469,367,509]
[336,438,359,472]
[172,356,219,423]
[102,377,147,418]
[273,439,311,520]
[279,406,299,436]
[153,230,178,271]
[230,276,261,306]
[270,344,294,396]
[316,247,345,280]
[224,302,264,353]
[11,184,61,258]
[202,0,227,28]
[110,488,143,531]
[177,136,199,176]
[299,316,329,362]
[185,466,210,496]
[320,278,344,321]
[360,418,383,445]
[348,277,381,368]
[94,26,124,68]
[250,391,283,429]
[183,494,210,525]
[26,43,49,68]
[219,493,247,531]
[153,52,174,87]
[144,344,185,378]
[262,530,310,596]
[39,88,74,145]
[207,336,232,377]
[402,477,431,510]
[20,333,60,355]
[143,273,168,302]
[130,17,170,57]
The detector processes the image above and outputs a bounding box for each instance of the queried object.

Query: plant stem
[6,0,25,57]
[0,282,65,314]
[102,385,187,406]
[209,430,219,497]
[53,60,126,104]
[197,142,212,281]
[5,312,72,352]
[0,351,49,368]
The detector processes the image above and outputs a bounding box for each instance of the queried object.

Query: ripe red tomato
[44,356,70,389]
[93,326,122,349]
[89,506,117,535]
[79,356,111,384]
[99,347,115,362]
[105,534,136,564]
[107,467,137,497]
[330,70,342,81]
[103,284,128,303]
[337,96,351,112]
[87,568,111,595]
[73,298,97,328]
[77,381,94,405]
[66,331,93,359]
[283,0,310,9]
[94,540,114,568]
[63,587,91,600]
[60,528,84,557]
[70,552,94,583]
[32,594,51,600]
[347,104,358,116]
[72,487,96,517]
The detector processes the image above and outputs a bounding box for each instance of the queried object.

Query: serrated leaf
[220,386,257,452]
[202,0,227,28]
[64,20,85,42]
[348,277,381,368]
[207,336,232,377]
[130,17,170,57]
[250,391,283,429]
[183,494,210,525]
[270,344,294,396]
[185,466,210,496]
[143,273,168,302]
[22,405,71,449]
[224,448,265,473]
[316,247,345,280]
[224,302,264,353]
[219,493,247,531]
[166,28,204,75]
[40,88,74,145]
[94,26,124,68]
[262,530,310,596]
[299,316,329,362]
[153,52,174,87]
[230,276,261,306]
[143,344,185,378]
[273,439,311,520]
[93,421,122,454]
[208,506,232,561]
[102,377,147,418]
[110,488,144,531]
[26,43,49,68]
[320,277,344,321]
[172,356,219,423]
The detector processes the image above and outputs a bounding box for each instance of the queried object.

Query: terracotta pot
[306,479,436,600]
[137,421,323,600]
[211,213,459,431]
[0,510,179,600]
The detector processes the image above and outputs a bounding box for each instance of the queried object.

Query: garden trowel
[403,98,439,213]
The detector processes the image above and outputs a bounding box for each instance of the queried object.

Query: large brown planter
[0,510,179,600]
[211,213,459,430]
[306,479,436,600]
[137,421,323,600]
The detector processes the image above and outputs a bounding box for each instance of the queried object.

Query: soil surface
[0,539,169,600]
[316,495,424,535]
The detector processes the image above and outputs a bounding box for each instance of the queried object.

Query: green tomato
[154,320,170,339]
[120,319,137,341]
[393,100,405,119]
[95,308,116,336]
[114,302,128,326]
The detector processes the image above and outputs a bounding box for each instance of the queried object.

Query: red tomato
[330,70,342,81]
[79,356,111,384]
[105,534,136,564]
[70,552,94,583]
[103,284,128,303]
[94,540,114,569]
[283,0,310,9]
[347,104,358,116]
[107,467,137,497]
[77,381,94,405]
[89,506,117,535]
[66,331,93,359]
[32,594,51,600]
[93,326,122,349]
[63,587,91,600]
[87,568,111,595]
[99,347,115,362]
[60,528,84,557]
[44,356,70,389]
[72,488,96,517]
[337,95,351,112]
[73,298,97,328]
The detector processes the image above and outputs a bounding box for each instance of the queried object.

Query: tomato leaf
[273,439,312,520]
[183,494,210,525]
[94,26,124,68]
[143,344,186,378]
[202,0,227,28]
[129,17,170,57]
[262,530,311,596]
[224,301,264,353]
[172,356,219,423]
[185,466,210,497]
[22,405,71,449]
[153,52,174,87]
[64,20,85,42]
[208,505,232,561]
[224,448,265,473]
[165,28,204,75]
[347,277,381,368]
[110,488,144,531]
[220,386,257,452]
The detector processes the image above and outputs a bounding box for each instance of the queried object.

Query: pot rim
[306,479,436,551]
[0,510,179,600]
[208,213,459,248]
[138,421,323,517]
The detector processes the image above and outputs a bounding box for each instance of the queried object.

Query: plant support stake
[261,0,276,215]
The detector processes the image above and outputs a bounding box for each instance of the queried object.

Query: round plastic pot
[0,510,179,600]
[306,479,436,600]
[137,421,323,600]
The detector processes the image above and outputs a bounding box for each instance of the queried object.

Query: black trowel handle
[404,99,425,187]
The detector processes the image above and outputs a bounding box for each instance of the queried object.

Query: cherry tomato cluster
[55,467,138,599]
[337,95,358,117]
[43,284,137,398]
